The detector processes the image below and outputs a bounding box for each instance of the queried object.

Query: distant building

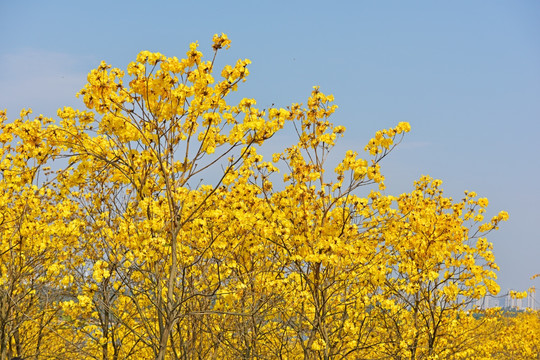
[527,286,536,310]
[504,289,526,310]
[472,295,499,309]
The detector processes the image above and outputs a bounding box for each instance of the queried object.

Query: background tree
[0,110,84,360]
[375,176,508,360]
[483,310,540,359]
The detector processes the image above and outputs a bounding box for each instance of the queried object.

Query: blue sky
[1,1,539,297]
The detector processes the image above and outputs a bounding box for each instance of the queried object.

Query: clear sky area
[1,1,539,299]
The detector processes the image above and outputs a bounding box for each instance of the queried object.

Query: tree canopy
[1,34,532,360]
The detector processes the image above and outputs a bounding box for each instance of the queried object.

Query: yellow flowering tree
[53,34,302,359]
[484,310,540,359]
[375,177,508,360]
[261,116,410,359]
[0,110,85,359]
[197,86,412,359]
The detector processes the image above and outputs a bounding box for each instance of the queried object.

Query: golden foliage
[1,36,532,360]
